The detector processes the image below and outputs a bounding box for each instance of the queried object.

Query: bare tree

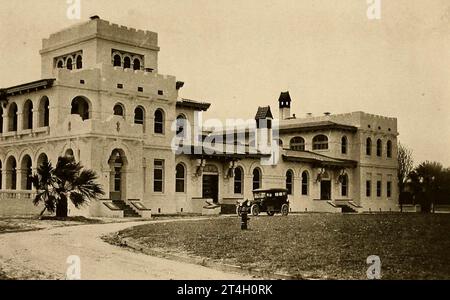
[397,142,414,211]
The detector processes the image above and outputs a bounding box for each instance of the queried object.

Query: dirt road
[0,219,251,280]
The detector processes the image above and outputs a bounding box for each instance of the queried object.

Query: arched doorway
[8,103,18,132]
[6,156,17,190]
[0,106,3,134]
[320,171,332,200]
[37,153,49,168]
[71,96,90,120]
[64,149,75,160]
[108,149,127,201]
[21,155,33,190]
[202,164,219,203]
[39,96,50,127]
[23,100,33,130]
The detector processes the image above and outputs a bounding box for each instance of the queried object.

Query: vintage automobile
[236,188,290,217]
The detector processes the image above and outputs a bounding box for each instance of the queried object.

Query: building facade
[0,17,399,217]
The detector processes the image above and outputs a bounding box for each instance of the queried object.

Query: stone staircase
[328,200,361,213]
[112,200,141,218]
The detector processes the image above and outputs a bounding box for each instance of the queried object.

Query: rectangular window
[158,90,164,95]
[153,159,164,193]
[387,181,392,198]
[117,84,123,89]
[366,180,371,197]
[138,87,143,92]
[377,181,382,197]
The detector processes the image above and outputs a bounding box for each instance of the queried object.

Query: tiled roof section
[182,144,270,159]
[278,91,291,103]
[1,79,55,96]
[255,106,273,120]
[176,98,211,111]
[283,150,357,168]
[280,121,357,133]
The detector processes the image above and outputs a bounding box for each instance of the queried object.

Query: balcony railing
[0,190,37,200]
[0,127,50,142]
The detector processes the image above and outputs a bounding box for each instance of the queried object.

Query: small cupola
[255,106,273,128]
[278,91,291,108]
[278,91,292,120]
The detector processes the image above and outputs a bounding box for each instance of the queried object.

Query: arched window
[286,170,294,195]
[154,109,164,134]
[387,140,392,158]
[133,58,141,70]
[66,57,73,70]
[57,59,64,68]
[8,103,18,132]
[313,135,328,150]
[341,174,348,197]
[39,96,50,127]
[76,55,82,69]
[253,168,261,191]
[366,138,372,156]
[176,115,187,137]
[175,163,186,193]
[134,106,145,125]
[71,96,90,120]
[6,157,17,190]
[234,167,243,194]
[123,57,131,69]
[113,103,125,117]
[23,100,33,130]
[301,171,309,195]
[290,137,305,151]
[113,54,121,67]
[21,155,33,190]
[341,136,348,154]
[376,139,382,157]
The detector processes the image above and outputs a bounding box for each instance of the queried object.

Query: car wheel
[281,204,289,216]
[236,206,242,217]
[267,210,275,216]
[251,204,260,216]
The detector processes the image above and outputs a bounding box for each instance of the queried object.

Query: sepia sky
[0,0,449,166]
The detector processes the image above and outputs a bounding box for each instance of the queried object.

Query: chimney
[90,15,100,20]
[278,91,292,120]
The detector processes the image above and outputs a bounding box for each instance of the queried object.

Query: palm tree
[32,156,104,218]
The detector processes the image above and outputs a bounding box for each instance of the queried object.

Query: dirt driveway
[0,219,251,280]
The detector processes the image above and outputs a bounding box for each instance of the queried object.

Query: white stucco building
[0,17,399,217]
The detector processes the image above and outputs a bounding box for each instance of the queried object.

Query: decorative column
[16,168,23,191]
[0,168,5,191]
[4,169,12,190]
[32,108,39,130]
[2,110,8,133]
[16,111,23,134]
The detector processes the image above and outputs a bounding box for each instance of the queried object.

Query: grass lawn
[113,213,450,279]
